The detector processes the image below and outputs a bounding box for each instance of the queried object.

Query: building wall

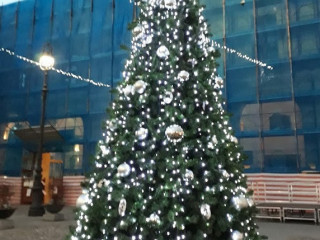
[0,0,320,176]
[203,0,320,173]
[0,0,132,176]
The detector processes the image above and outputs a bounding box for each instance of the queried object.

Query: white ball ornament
[165,125,184,142]
[147,213,160,224]
[76,192,88,208]
[183,169,194,181]
[200,204,211,220]
[233,195,249,210]
[177,70,190,82]
[118,198,127,216]
[134,80,147,94]
[117,163,131,177]
[215,76,224,86]
[164,0,176,9]
[163,91,173,104]
[232,231,244,240]
[123,85,134,97]
[132,25,144,39]
[135,127,148,140]
[157,45,170,59]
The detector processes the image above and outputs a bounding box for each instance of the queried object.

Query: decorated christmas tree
[69,0,264,239]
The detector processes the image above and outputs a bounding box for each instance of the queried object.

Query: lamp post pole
[28,46,54,216]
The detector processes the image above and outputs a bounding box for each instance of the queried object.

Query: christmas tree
[69,0,264,239]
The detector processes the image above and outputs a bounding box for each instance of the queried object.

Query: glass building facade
[0,0,320,176]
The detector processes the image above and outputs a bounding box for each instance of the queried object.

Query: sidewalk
[0,205,320,240]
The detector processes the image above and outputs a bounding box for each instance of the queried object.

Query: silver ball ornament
[118,198,127,216]
[177,70,190,82]
[165,125,184,142]
[134,80,147,94]
[232,231,244,240]
[135,127,148,140]
[157,45,170,59]
[76,192,88,208]
[163,91,173,104]
[117,163,131,177]
[200,204,211,220]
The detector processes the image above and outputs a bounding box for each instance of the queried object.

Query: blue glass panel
[15,0,35,57]
[257,29,288,62]
[67,87,88,115]
[263,136,298,173]
[0,3,17,48]
[32,0,52,51]
[113,0,133,52]
[226,67,257,102]
[239,138,263,173]
[293,58,320,96]
[228,102,260,134]
[289,0,320,23]
[298,134,320,172]
[3,146,22,176]
[290,23,320,59]
[70,0,91,61]
[87,113,105,141]
[89,86,110,114]
[0,69,28,93]
[203,1,223,38]
[256,0,287,30]
[295,96,320,130]
[226,0,253,35]
[91,0,113,57]
[26,92,41,125]
[46,89,67,118]
[52,0,71,39]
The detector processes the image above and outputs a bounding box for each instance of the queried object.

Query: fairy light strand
[0,47,110,87]
[212,41,273,70]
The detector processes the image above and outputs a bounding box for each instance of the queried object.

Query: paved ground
[0,206,319,240]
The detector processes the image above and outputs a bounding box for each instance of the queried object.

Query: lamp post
[28,46,55,216]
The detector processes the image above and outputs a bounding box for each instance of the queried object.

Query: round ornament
[107,119,117,131]
[135,127,148,140]
[200,204,211,220]
[231,136,238,144]
[183,169,194,181]
[76,192,88,208]
[157,45,170,59]
[117,163,131,177]
[165,125,184,142]
[220,169,230,179]
[231,231,244,240]
[147,213,160,224]
[134,80,147,94]
[163,91,173,104]
[232,195,249,210]
[132,25,144,39]
[177,70,190,82]
[215,76,224,86]
[123,85,134,97]
[98,179,109,188]
[118,198,127,216]
[164,0,176,9]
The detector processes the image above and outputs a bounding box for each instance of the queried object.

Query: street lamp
[28,45,54,216]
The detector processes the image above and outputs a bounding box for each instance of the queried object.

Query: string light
[0,47,110,87]
[212,41,273,70]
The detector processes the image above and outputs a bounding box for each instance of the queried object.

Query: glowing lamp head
[39,54,55,71]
